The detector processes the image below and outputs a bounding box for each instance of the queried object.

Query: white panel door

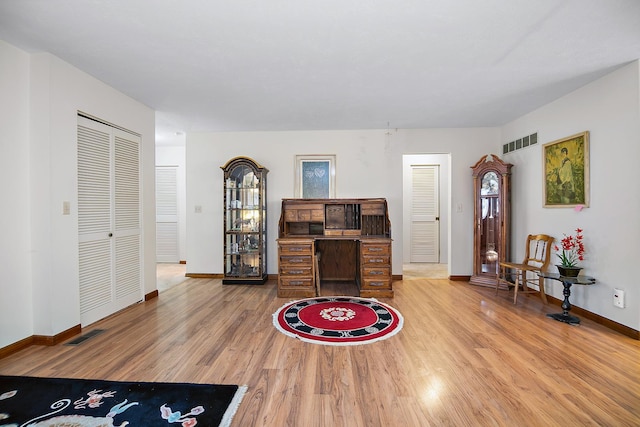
[77,116,142,326]
[156,166,179,262]
[410,165,440,262]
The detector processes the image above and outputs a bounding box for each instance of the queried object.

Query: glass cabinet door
[479,171,500,275]
[221,157,268,284]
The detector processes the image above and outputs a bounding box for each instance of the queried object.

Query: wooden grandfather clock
[470,154,512,287]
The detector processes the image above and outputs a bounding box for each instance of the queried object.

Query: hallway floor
[156,263,187,292]
[402,262,448,279]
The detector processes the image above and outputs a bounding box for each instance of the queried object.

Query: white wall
[0,41,156,348]
[501,60,640,330]
[186,130,396,275]
[0,40,33,346]
[186,128,499,277]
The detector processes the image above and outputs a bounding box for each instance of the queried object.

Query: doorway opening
[402,154,450,279]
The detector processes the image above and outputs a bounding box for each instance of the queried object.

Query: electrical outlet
[613,289,625,308]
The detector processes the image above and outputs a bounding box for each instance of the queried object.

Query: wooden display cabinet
[221,157,268,284]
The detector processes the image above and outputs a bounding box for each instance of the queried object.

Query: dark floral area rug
[0,375,246,427]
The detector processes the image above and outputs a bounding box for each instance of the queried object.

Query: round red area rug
[273,296,403,345]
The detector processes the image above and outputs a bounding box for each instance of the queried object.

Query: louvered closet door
[156,166,179,262]
[410,165,440,263]
[78,116,142,326]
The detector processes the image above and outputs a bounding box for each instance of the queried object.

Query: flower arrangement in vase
[554,228,585,277]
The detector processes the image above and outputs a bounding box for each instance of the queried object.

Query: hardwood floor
[156,262,188,292]
[403,262,448,279]
[1,277,639,426]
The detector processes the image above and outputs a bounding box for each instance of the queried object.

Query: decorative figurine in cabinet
[470,154,512,287]
[221,157,268,284]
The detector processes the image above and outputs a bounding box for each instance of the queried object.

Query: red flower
[556,228,586,267]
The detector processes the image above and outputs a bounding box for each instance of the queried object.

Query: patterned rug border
[272,296,404,346]
[0,375,247,427]
[221,384,247,427]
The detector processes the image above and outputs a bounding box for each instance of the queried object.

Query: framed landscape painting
[543,131,589,208]
[294,154,336,198]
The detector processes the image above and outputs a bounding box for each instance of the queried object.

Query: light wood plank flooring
[403,262,448,279]
[156,262,188,292]
[1,276,639,426]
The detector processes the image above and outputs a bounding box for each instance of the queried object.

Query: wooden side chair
[496,234,554,304]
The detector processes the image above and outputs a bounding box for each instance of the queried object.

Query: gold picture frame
[294,154,336,198]
[543,131,589,208]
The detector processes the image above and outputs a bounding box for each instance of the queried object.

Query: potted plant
[554,228,585,277]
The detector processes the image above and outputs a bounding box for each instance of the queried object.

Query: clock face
[481,171,499,195]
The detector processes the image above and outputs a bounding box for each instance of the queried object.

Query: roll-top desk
[277,198,393,298]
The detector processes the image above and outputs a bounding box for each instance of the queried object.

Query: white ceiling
[1,0,639,144]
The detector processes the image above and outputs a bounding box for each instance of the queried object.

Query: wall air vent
[503,132,537,154]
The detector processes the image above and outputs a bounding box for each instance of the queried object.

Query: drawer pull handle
[289,247,304,252]
[370,271,383,275]
[371,258,383,263]
[367,248,383,252]
[289,270,304,274]
[290,281,303,285]
[370,282,384,286]
[290,258,305,263]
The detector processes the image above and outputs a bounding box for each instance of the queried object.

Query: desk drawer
[362,266,390,278]
[311,209,324,221]
[279,243,313,255]
[361,278,392,290]
[279,277,314,288]
[284,205,323,222]
[284,210,297,222]
[360,243,390,256]
[361,203,385,215]
[297,209,312,221]
[362,255,390,266]
[280,266,312,276]
[280,255,312,266]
